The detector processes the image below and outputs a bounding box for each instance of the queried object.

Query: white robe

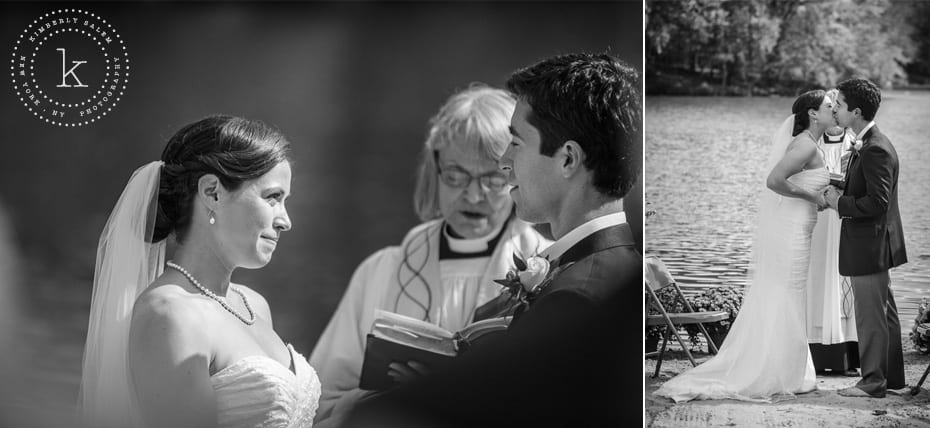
[308,218,550,425]
[807,134,857,345]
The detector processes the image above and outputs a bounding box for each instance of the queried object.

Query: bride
[655,90,836,402]
[79,116,320,427]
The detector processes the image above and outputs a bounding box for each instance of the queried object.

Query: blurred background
[645,0,930,348]
[0,1,641,425]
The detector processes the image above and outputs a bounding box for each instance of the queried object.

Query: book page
[370,327,457,357]
[458,316,512,342]
[372,309,454,339]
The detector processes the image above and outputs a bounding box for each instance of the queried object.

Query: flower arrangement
[683,286,745,349]
[910,298,930,354]
[645,286,686,347]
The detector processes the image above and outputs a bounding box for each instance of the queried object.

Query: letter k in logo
[56,48,88,88]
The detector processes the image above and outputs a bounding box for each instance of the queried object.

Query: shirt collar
[855,121,876,142]
[540,212,627,261]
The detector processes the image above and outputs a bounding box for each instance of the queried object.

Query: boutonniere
[494,254,574,306]
[849,139,864,153]
[494,254,549,302]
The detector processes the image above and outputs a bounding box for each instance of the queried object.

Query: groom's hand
[824,186,841,210]
[815,190,828,211]
[387,360,432,384]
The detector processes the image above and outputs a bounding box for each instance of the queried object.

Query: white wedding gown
[212,344,321,427]
[655,166,828,402]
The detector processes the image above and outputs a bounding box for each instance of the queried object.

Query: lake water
[646,91,930,335]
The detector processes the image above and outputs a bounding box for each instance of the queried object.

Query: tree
[646,0,919,94]
[718,1,780,94]
[900,0,930,84]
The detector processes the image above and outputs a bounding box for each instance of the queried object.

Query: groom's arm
[343,290,611,428]
[343,248,640,428]
[837,144,896,219]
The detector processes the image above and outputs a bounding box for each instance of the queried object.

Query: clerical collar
[439,217,508,260]
[540,212,626,262]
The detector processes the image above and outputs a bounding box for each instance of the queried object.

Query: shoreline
[645,340,930,427]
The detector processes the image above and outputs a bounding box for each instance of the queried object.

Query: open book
[358,309,511,390]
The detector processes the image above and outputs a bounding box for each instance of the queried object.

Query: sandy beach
[645,340,930,427]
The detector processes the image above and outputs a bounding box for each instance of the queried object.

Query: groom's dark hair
[836,78,881,121]
[506,52,642,199]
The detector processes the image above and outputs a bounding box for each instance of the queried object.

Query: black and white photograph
[0,1,644,427]
[644,0,930,426]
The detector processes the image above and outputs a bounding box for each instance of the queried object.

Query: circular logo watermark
[9,9,129,127]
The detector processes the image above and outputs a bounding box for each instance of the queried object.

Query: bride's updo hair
[152,115,291,243]
[790,89,826,137]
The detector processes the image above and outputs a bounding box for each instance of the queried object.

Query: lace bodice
[211,344,321,428]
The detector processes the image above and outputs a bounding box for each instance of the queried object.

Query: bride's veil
[78,161,165,428]
[764,115,796,172]
[747,115,794,290]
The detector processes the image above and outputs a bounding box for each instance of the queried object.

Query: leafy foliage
[682,286,744,348]
[647,0,926,94]
[645,287,686,340]
[903,1,930,83]
[910,298,930,354]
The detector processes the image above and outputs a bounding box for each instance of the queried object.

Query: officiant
[309,84,550,427]
[807,109,860,375]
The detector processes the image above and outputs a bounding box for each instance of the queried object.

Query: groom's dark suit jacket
[344,223,642,428]
[838,125,907,276]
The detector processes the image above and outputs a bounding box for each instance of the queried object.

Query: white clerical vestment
[807,133,857,345]
[309,218,550,426]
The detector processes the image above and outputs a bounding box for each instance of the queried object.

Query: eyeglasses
[434,152,510,194]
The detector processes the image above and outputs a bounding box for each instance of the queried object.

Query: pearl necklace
[165,261,256,325]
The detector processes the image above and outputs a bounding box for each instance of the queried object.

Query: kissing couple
[655,78,908,402]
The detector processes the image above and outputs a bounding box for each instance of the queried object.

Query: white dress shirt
[540,211,627,261]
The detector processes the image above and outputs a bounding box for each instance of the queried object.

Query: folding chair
[912,322,930,395]
[645,255,729,378]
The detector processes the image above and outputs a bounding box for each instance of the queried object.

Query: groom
[343,52,643,427]
[824,78,907,398]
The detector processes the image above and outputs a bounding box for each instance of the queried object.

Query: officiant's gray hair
[413,84,515,221]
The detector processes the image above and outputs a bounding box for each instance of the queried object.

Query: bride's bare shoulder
[787,133,818,154]
[790,132,816,146]
[132,282,208,327]
[128,284,215,362]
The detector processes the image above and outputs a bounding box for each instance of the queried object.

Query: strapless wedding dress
[212,344,321,427]
[655,167,829,402]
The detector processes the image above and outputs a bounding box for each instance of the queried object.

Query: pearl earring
[209,210,216,225]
